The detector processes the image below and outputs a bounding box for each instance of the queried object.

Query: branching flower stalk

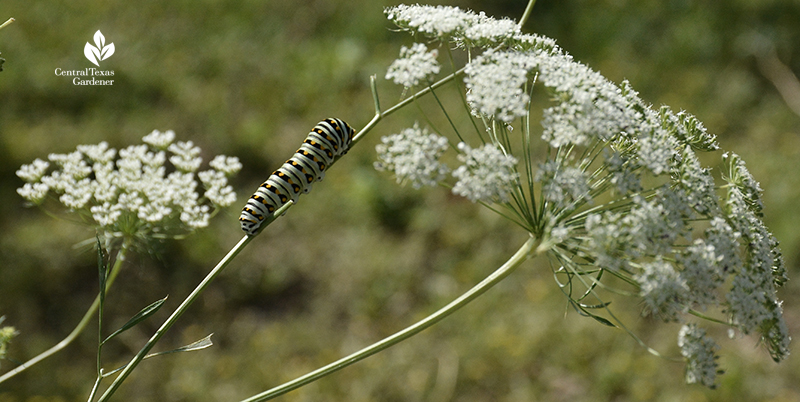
[7,131,241,387]
[371,2,789,390]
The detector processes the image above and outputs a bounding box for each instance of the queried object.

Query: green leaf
[568,300,617,327]
[102,296,168,345]
[588,314,617,328]
[144,333,214,358]
[101,334,213,378]
[577,301,612,309]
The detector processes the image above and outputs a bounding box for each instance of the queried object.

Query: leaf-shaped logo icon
[84,30,115,66]
[93,31,105,49]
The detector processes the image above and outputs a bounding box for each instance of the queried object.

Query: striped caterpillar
[239,118,355,235]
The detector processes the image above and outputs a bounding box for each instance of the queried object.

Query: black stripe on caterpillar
[239,118,355,235]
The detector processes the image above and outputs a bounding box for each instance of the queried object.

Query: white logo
[54,30,116,85]
[84,30,115,67]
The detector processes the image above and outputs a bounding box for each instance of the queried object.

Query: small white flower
[463,12,519,44]
[464,49,536,123]
[584,211,630,272]
[167,171,199,203]
[168,141,202,172]
[181,203,210,229]
[17,182,50,204]
[374,124,450,189]
[59,178,93,209]
[137,202,173,223]
[723,152,764,213]
[511,33,559,53]
[704,217,742,274]
[142,129,176,150]
[40,170,75,193]
[77,141,116,163]
[537,52,640,147]
[678,238,726,310]
[451,142,518,203]
[678,324,720,388]
[199,169,237,207]
[385,5,473,38]
[140,151,166,168]
[91,202,122,227]
[663,107,718,152]
[386,43,441,88]
[209,155,242,175]
[205,184,237,207]
[604,151,642,195]
[117,191,144,213]
[535,160,592,211]
[49,151,92,180]
[635,258,688,321]
[16,159,50,183]
[198,170,226,188]
[636,110,678,176]
[673,146,719,216]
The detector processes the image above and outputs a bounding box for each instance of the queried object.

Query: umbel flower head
[378,4,790,388]
[17,130,241,243]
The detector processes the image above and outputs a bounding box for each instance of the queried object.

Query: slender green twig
[238,235,543,402]
[88,239,109,402]
[0,18,14,31]
[518,0,537,29]
[0,238,131,384]
[353,67,467,146]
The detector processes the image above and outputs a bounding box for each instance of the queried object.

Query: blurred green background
[1,0,798,401]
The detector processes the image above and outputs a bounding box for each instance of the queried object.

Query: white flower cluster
[636,258,688,321]
[534,161,591,212]
[678,324,721,388]
[464,49,537,123]
[720,153,789,361]
[17,130,240,239]
[385,5,520,47]
[385,43,440,88]
[380,4,790,384]
[374,124,450,189]
[451,142,518,203]
[374,126,518,204]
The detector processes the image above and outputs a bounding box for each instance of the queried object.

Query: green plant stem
[518,0,537,29]
[239,234,543,402]
[352,67,467,146]
[0,239,131,384]
[96,234,253,401]
[0,18,13,31]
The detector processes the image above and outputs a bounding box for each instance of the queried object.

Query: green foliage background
[1,0,798,401]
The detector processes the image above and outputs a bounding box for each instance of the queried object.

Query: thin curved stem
[352,67,467,146]
[0,238,132,384]
[239,234,543,402]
